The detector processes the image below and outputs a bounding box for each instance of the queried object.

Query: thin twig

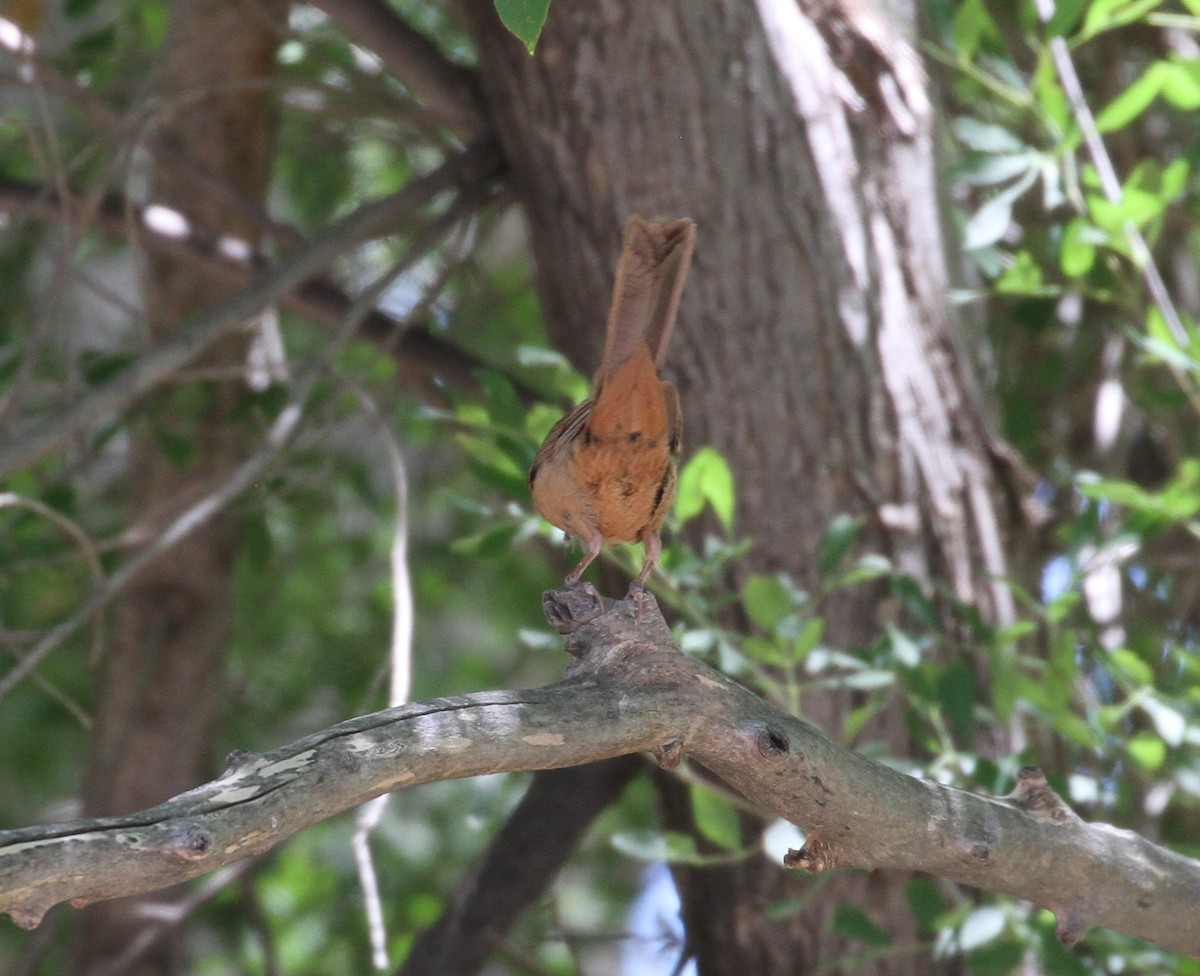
[1031,0,1189,348]
[0,189,476,699]
[0,15,300,249]
[347,386,412,969]
[0,492,105,668]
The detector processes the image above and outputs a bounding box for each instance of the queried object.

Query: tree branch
[308,0,489,139]
[0,172,506,405]
[2,586,1197,956]
[0,137,503,481]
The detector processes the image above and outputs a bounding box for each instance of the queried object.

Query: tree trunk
[459,0,1019,972]
[75,2,285,973]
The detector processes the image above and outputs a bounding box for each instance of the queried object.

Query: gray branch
[2,586,1197,956]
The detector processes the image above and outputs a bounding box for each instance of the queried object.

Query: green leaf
[1043,0,1088,36]
[1107,648,1153,685]
[1059,218,1098,277]
[1161,59,1200,109]
[886,625,922,668]
[466,460,528,499]
[832,905,891,947]
[906,878,947,934]
[953,118,1024,154]
[1140,305,1200,367]
[675,446,735,532]
[964,166,1040,251]
[450,523,519,558]
[335,340,396,383]
[889,575,940,629]
[1076,462,1200,524]
[818,514,861,576]
[1032,57,1071,136]
[953,153,1036,187]
[1127,730,1166,771]
[963,195,1015,250]
[989,639,1018,722]
[458,432,529,498]
[493,0,551,53]
[1081,0,1165,41]
[995,251,1050,294]
[793,617,824,660]
[525,401,568,442]
[1095,62,1167,133]
[1055,711,1099,748]
[741,635,787,667]
[968,939,1027,975]
[1087,158,1189,234]
[235,383,289,423]
[690,785,742,850]
[835,553,892,585]
[478,371,526,428]
[951,0,996,58]
[938,661,976,744]
[66,0,106,16]
[742,574,792,632]
[152,425,195,468]
[79,350,135,387]
[1160,157,1191,201]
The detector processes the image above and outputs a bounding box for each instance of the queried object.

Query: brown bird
[529,216,696,592]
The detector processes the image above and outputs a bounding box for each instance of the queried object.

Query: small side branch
[2,587,1198,956]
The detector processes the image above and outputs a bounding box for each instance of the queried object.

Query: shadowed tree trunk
[457,0,1022,971]
[75,2,286,973]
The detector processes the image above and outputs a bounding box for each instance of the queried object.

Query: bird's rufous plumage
[529,216,695,591]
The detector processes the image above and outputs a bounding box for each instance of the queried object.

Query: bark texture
[458,0,1019,971]
[5,589,1198,956]
[75,2,285,974]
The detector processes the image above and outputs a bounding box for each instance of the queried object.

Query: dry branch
[2,586,1198,956]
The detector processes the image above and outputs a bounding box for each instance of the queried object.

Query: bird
[529,215,696,593]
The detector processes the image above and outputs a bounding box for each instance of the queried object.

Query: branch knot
[756,725,790,758]
[164,823,214,862]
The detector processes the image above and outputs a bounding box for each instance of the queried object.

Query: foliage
[493,0,552,53]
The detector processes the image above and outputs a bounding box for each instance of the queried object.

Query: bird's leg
[565,526,604,587]
[629,528,662,595]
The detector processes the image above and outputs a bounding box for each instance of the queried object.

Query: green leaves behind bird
[494,0,551,53]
